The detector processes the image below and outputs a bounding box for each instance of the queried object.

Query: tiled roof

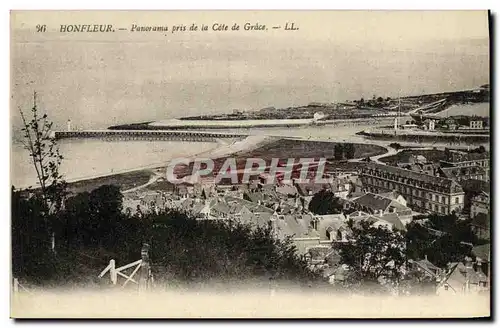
[295,182,330,197]
[352,193,393,212]
[377,213,406,231]
[316,214,348,240]
[224,196,274,214]
[307,246,331,261]
[439,262,488,288]
[191,202,207,215]
[410,258,440,276]
[348,211,406,231]
[440,166,487,179]
[211,201,231,214]
[274,214,315,238]
[472,244,490,262]
[243,190,279,205]
[379,191,402,200]
[276,184,298,196]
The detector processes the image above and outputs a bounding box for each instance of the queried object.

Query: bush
[389,143,402,150]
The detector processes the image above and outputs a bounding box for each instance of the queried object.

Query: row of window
[364,184,460,212]
[363,174,449,194]
[455,160,489,168]
[364,177,459,203]
[367,178,460,204]
[427,203,448,214]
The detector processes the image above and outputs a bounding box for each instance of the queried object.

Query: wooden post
[110,259,117,285]
[13,278,19,293]
[51,232,56,254]
[139,243,150,292]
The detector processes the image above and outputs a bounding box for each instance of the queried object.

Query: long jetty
[52,130,248,142]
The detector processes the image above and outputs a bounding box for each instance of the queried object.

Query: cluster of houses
[121,148,490,295]
[402,115,489,132]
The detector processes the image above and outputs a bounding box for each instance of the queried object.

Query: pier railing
[53,130,248,142]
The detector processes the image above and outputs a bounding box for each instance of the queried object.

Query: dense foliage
[338,220,406,288]
[405,214,478,267]
[12,186,324,287]
[308,189,344,215]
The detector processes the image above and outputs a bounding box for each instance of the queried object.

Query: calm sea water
[12,112,489,189]
[10,123,375,188]
[11,139,218,189]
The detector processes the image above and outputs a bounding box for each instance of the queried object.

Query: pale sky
[10,11,490,132]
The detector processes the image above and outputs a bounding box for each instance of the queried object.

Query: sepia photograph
[9,10,491,318]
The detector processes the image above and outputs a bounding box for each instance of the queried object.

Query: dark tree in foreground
[12,185,326,288]
[405,214,477,267]
[147,213,324,285]
[338,220,406,289]
[308,189,344,215]
[14,92,68,262]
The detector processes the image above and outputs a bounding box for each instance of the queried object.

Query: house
[442,117,458,130]
[323,264,350,285]
[359,163,465,214]
[378,191,408,207]
[295,181,330,197]
[470,120,483,129]
[275,183,298,198]
[472,244,490,279]
[243,189,280,208]
[346,179,365,199]
[408,256,442,280]
[330,178,352,199]
[210,200,231,219]
[441,150,490,167]
[304,246,340,266]
[439,166,487,182]
[436,259,489,295]
[350,192,411,216]
[191,200,211,219]
[315,214,349,242]
[174,184,190,199]
[267,212,350,255]
[422,119,435,131]
[470,191,490,219]
[347,211,407,231]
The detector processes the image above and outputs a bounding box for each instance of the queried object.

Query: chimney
[464,256,473,269]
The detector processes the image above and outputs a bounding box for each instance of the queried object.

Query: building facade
[470,191,490,219]
[359,163,465,214]
[470,120,484,129]
[440,152,489,167]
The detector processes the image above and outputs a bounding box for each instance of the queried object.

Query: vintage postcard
[10,10,490,318]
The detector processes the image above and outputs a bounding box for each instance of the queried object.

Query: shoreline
[14,135,275,194]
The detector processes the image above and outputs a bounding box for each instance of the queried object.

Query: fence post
[51,232,56,254]
[13,278,19,293]
[139,243,150,292]
[110,259,117,285]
